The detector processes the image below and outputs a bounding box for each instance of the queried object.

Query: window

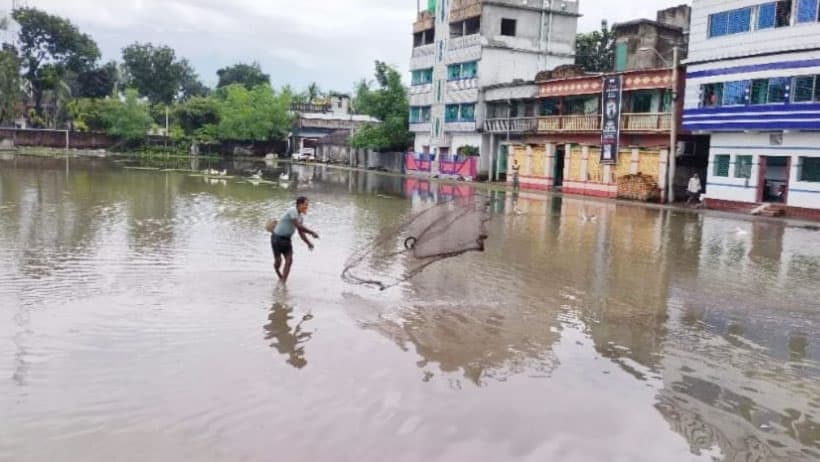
[728,7,754,33]
[410,106,432,123]
[714,155,731,177]
[759,1,793,28]
[414,28,436,47]
[758,2,777,28]
[735,155,753,178]
[800,157,820,182]
[709,12,729,37]
[709,7,753,37]
[461,104,475,121]
[630,91,654,113]
[501,18,517,36]
[447,61,478,80]
[794,75,820,102]
[702,83,724,107]
[750,79,769,104]
[436,80,442,102]
[723,81,748,106]
[615,42,628,72]
[451,16,480,37]
[768,77,789,103]
[797,0,820,22]
[445,104,460,122]
[445,104,476,122]
[749,78,787,104]
[541,98,559,116]
[411,68,433,86]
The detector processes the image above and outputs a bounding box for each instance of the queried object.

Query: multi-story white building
[683,0,820,218]
[408,0,579,178]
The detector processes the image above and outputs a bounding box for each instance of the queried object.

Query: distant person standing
[270,197,319,283]
[686,173,702,206]
[511,158,521,190]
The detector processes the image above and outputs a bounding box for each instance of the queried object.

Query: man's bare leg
[274,255,284,280]
[281,255,293,283]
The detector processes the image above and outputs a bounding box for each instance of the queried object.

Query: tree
[121,43,207,104]
[174,95,220,136]
[77,61,118,98]
[12,7,100,116]
[0,45,21,125]
[68,97,116,132]
[178,59,209,99]
[102,89,153,142]
[212,84,291,141]
[575,20,615,73]
[351,61,410,152]
[306,82,322,103]
[216,62,270,90]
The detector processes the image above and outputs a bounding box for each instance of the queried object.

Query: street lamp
[639,46,680,204]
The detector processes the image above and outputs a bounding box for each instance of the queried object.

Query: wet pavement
[1,155,819,461]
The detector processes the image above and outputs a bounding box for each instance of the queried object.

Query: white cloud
[14,0,689,91]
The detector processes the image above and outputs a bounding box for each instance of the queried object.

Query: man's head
[296,196,310,214]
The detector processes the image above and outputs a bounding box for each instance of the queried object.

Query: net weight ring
[404,236,418,250]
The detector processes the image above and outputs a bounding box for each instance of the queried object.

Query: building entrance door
[758,156,790,203]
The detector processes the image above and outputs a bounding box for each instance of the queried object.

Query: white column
[659,148,669,202]
[563,144,572,184]
[489,135,496,182]
[545,143,555,180]
[630,148,640,175]
[581,145,590,182]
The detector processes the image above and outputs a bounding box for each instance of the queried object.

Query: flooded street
[1,156,819,462]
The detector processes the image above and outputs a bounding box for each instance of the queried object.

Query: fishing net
[342,195,491,291]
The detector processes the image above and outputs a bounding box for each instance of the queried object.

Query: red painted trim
[705,198,820,221]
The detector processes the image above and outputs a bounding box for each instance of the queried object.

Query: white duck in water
[580,210,598,223]
[279,172,290,182]
[249,170,263,180]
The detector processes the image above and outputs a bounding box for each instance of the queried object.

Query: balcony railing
[484,117,538,133]
[621,113,672,132]
[484,113,673,134]
[537,114,600,132]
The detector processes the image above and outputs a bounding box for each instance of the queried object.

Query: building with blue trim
[683,0,820,217]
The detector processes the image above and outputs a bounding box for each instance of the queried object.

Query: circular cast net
[342,195,491,291]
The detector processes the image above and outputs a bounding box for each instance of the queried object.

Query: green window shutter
[615,42,628,72]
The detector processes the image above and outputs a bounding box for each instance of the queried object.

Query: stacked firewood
[617,174,660,202]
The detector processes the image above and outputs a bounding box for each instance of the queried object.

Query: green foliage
[212,84,291,141]
[68,98,115,132]
[174,96,220,137]
[77,61,118,98]
[575,21,615,73]
[306,82,322,103]
[459,145,480,156]
[351,61,410,152]
[102,89,153,142]
[216,62,270,90]
[122,43,207,104]
[0,46,21,124]
[12,7,100,114]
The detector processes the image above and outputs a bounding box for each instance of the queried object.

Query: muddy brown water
[1,156,819,461]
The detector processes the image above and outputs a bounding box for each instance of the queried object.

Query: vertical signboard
[600,75,623,165]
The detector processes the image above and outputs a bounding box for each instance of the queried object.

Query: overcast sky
[2,0,687,93]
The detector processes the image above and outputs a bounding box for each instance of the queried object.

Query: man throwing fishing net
[269,196,319,283]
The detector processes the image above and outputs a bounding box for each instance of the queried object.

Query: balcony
[484,117,538,133]
[484,113,673,134]
[621,113,671,132]
[538,114,600,132]
[409,122,432,133]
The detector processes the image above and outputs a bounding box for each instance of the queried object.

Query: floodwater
[1,155,819,462]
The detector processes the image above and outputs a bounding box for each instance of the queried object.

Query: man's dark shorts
[271,235,293,258]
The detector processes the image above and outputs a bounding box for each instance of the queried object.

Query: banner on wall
[600,75,623,165]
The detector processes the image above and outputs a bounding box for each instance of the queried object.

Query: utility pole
[668,46,679,204]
